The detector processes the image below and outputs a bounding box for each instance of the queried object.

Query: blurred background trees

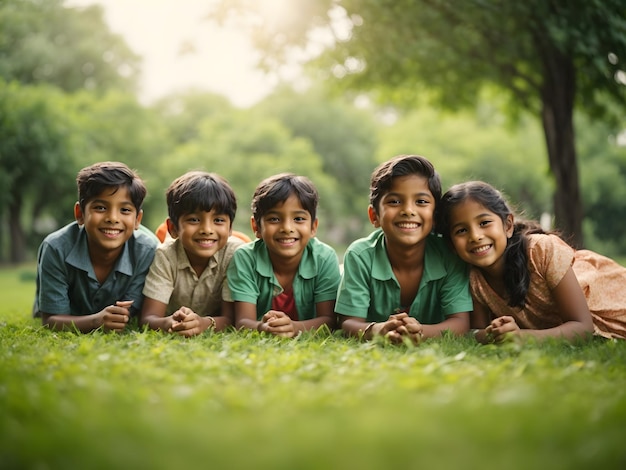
[1,0,625,264]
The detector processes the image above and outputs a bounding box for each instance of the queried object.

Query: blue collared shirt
[34,222,157,317]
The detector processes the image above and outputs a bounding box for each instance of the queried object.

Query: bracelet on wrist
[207,316,216,330]
[362,321,376,339]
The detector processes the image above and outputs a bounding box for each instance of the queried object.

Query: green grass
[1,264,625,470]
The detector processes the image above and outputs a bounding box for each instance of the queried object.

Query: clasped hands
[484,315,520,343]
[258,310,297,338]
[369,312,423,344]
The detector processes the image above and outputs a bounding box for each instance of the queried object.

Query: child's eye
[454,227,468,235]
[294,217,307,223]
[416,199,430,205]
[186,217,200,223]
[266,217,280,223]
[479,220,492,227]
[386,199,400,205]
[214,217,226,224]
[121,208,133,214]
[93,205,106,212]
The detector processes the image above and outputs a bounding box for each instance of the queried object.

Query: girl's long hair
[436,181,546,308]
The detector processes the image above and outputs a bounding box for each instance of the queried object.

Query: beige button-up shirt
[142,236,244,317]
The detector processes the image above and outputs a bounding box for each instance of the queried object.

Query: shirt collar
[66,226,134,280]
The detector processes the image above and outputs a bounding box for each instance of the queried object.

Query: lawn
[1,264,625,470]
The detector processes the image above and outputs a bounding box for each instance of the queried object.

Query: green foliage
[577,113,626,256]
[1,266,626,470]
[254,85,380,242]
[211,0,626,246]
[0,80,78,262]
[151,105,340,241]
[0,0,140,93]
[377,100,553,219]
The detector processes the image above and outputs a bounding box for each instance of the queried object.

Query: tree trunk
[9,198,26,264]
[539,48,584,248]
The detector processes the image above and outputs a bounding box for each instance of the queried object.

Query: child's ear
[250,216,261,239]
[135,209,143,230]
[311,218,319,236]
[166,218,178,239]
[367,205,380,228]
[74,202,84,225]
[505,214,514,238]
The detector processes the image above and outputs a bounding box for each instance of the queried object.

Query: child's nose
[469,227,483,241]
[200,221,214,233]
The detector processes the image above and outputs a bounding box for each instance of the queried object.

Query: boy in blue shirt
[33,161,158,333]
[227,173,341,337]
[336,155,472,343]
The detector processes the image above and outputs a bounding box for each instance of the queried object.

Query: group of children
[33,156,626,343]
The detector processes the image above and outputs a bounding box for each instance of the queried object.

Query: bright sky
[68,0,279,107]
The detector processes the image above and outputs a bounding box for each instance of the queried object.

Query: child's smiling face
[252,193,318,264]
[368,174,435,248]
[75,186,142,258]
[447,198,514,276]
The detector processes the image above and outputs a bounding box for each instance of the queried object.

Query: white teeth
[473,245,491,254]
[397,222,419,229]
[278,238,296,243]
[101,229,121,235]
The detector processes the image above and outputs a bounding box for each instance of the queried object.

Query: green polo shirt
[227,237,341,321]
[34,221,158,317]
[335,229,472,324]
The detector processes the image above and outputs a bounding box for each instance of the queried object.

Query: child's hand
[486,316,520,343]
[169,307,203,337]
[395,315,424,344]
[370,314,405,343]
[261,310,296,338]
[99,300,133,332]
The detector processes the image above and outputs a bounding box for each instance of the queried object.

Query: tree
[0,0,140,93]
[212,0,626,247]
[254,85,379,241]
[0,80,76,263]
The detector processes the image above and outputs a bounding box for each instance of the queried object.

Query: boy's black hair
[369,155,442,214]
[436,181,547,308]
[251,173,318,228]
[166,171,237,228]
[77,161,147,213]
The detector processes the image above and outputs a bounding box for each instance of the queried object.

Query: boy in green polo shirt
[140,171,243,337]
[336,155,472,343]
[227,173,341,337]
[33,161,158,333]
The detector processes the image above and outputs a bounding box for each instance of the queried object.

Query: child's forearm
[293,315,335,333]
[42,313,102,333]
[422,313,469,338]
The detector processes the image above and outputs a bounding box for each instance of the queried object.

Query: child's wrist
[362,321,376,340]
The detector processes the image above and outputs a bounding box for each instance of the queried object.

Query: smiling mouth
[396,222,420,229]
[196,239,217,247]
[277,238,297,244]
[471,244,492,255]
[101,228,123,237]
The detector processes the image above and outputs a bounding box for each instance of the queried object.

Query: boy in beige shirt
[140,171,243,336]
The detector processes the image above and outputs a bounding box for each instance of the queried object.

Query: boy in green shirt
[227,173,341,337]
[336,155,472,343]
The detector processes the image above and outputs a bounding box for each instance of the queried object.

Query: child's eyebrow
[91,198,134,206]
[385,191,432,198]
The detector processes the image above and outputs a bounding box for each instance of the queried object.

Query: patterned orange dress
[470,234,626,339]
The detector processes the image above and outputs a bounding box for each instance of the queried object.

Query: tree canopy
[212,0,626,247]
[0,0,140,93]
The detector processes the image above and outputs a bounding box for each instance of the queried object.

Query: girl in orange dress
[436,181,626,343]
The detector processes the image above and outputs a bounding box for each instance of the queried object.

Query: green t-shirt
[227,237,341,321]
[335,229,473,323]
